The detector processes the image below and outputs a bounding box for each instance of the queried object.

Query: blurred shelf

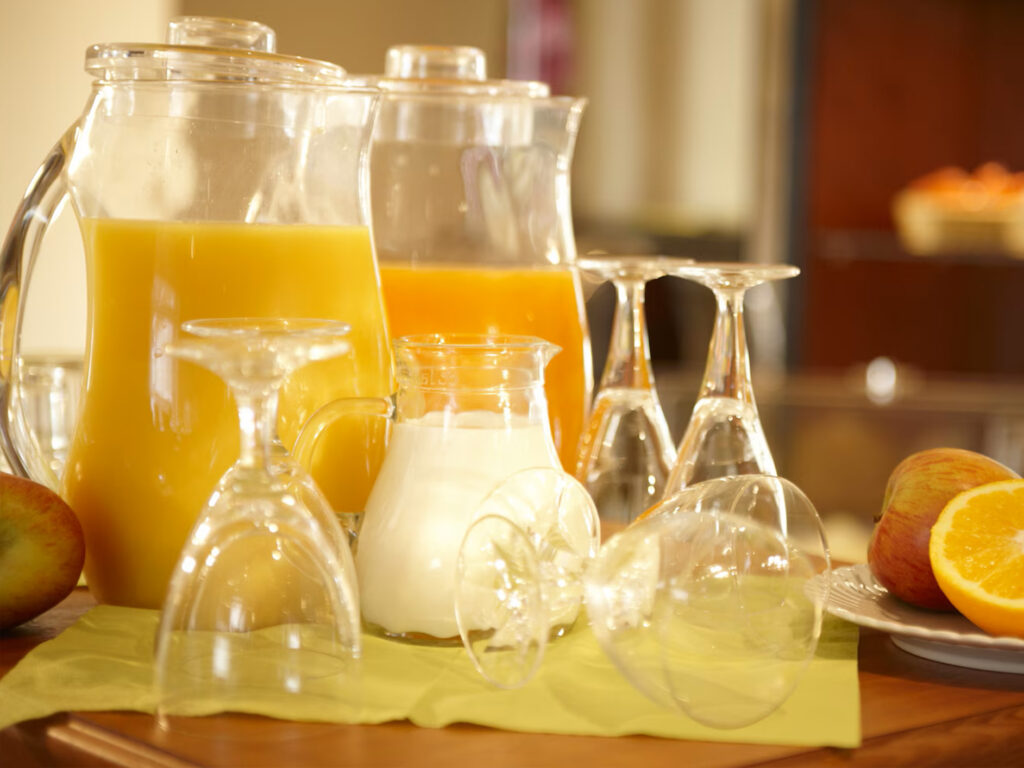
[655,364,1024,422]
[801,230,1024,375]
[819,229,1024,268]
[652,365,1024,526]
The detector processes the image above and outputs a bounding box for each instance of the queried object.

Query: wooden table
[3,589,1023,767]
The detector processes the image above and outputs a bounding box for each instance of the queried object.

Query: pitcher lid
[368,44,550,97]
[84,16,348,84]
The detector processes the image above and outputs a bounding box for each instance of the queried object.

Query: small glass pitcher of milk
[298,333,572,644]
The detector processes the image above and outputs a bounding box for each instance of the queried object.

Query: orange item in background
[907,162,1024,213]
[893,163,1024,255]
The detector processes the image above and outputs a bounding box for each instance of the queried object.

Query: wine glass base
[453,469,599,687]
[456,513,547,688]
[665,262,799,291]
[577,255,695,283]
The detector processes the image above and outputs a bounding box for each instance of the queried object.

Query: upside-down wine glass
[574,256,693,530]
[662,262,798,495]
[154,318,361,731]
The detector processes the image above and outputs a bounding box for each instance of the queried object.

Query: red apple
[0,473,85,631]
[867,447,1018,611]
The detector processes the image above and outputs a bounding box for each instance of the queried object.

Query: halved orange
[929,479,1024,639]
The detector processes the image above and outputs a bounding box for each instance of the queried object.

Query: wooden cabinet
[795,0,1024,374]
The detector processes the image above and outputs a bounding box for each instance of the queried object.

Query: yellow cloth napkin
[0,606,860,747]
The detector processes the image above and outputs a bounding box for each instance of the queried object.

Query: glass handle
[0,123,78,487]
[292,395,393,544]
[292,395,393,470]
[293,392,393,477]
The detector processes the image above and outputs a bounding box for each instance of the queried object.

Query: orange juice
[378,263,590,469]
[64,218,391,608]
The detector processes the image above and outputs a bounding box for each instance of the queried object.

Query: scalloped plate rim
[819,564,1024,652]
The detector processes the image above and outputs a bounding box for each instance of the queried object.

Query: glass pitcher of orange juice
[364,45,591,470]
[0,17,392,608]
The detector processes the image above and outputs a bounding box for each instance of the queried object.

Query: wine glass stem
[599,277,655,390]
[701,287,754,404]
[231,384,280,471]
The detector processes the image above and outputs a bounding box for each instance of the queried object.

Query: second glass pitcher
[0,18,392,608]
[365,45,591,471]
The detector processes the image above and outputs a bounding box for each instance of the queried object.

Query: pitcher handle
[292,395,394,541]
[0,124,79,487]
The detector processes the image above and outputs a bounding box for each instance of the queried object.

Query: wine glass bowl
[154,318,361,729]
[575,255,693,530]
[584,474,830,729]
[662,262,799,494]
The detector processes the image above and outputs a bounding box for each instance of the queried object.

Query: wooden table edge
[4,589,1024,766]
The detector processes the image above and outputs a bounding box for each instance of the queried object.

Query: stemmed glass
[454,467,600,689]
[575,256,693,530]
[584,474,831,729]
[662,262,798,495]
[154,318,361,728]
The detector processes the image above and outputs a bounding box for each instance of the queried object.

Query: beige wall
[571,0,760,235]
[0,0,176,354]
[178,0,509,76]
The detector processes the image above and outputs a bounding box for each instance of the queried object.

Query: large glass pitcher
[0,17,392,609]
[365,46,591,471]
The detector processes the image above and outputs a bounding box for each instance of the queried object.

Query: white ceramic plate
[815,564,1024,674]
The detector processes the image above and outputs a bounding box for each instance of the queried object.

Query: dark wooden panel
[803,235,1024,372]
[797,0,1024,373]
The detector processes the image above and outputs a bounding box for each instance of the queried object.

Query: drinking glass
[154,318,360,728]
[454,467,600,688]
[575,256,693,529]
[4,355,83,483]
[585,474,830,729]
[663,262,798,494]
